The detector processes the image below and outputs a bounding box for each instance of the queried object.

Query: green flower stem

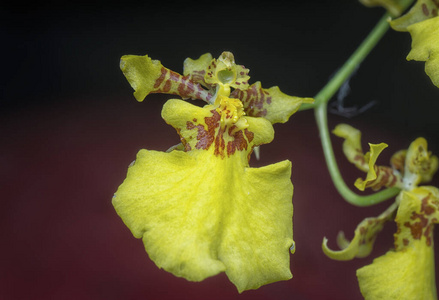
[308,13,403,206]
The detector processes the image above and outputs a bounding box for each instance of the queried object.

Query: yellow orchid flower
[113,52,311,292]
[323,124,439,299]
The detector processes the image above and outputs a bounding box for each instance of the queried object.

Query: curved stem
[311,13,403,206]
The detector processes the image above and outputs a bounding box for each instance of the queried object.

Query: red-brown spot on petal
[154,67,167,89]
[227,130,248,156]
[244,129,254,143]
[422,3,430,16]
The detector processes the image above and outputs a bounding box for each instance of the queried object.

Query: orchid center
[215,95,248,133]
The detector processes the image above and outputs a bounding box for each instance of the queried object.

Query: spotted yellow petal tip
[390,0,439,31]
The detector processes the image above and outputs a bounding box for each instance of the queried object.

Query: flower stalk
[306,10,410,206]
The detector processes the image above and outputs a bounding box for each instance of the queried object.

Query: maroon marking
[162,80,172,93]
[422,3,430,16]
[182,109,256,158]
[227,130,248,156]
[154,67,168,89]
[421,195,435,215]
[244,129,254,143]
[176,128,191,151]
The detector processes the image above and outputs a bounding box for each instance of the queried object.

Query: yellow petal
[406,16,439,88]
[355,143,403,191]
[403,137,439,188]
[120,54,213,102]
[183,52,213,87]
[357,187,439,299]
[332,123,368,172]
[113,98,294,292]
[231,82,314,124]
[322,201,398,261]
[390,0,439,31]
[203,51,250,90]
[390,149,407,174]
[394,187,439,250]
[332,124,403,191]
[357,240,437,299]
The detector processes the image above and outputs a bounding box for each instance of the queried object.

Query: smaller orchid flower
[114,52,312,292]
[323,124,439,299]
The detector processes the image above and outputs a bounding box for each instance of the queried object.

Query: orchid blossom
[113,51,313,292]
[323,124,439,299]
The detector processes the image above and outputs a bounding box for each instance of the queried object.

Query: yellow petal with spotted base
[357,187,439,300]
[113,98,294,293]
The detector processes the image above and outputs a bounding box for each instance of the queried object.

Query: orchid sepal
[120,54,214,102]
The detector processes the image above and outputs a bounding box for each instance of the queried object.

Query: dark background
[2,1,439,299]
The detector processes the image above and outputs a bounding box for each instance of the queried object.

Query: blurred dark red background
[2,1,439,299]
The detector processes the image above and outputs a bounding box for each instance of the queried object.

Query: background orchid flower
[113,52,312,292]
[323,124,439,299]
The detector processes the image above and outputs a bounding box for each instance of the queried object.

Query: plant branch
[310,13,402,206]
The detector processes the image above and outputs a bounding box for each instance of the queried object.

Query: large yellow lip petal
[357,239,437,300]
[113,99,294,292]
[357,187,439,299]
